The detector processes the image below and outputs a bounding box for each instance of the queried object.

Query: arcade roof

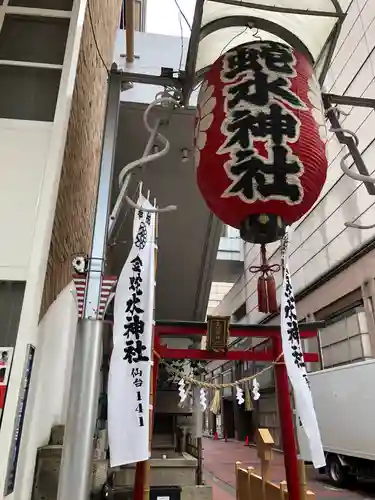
[183,0,350,101]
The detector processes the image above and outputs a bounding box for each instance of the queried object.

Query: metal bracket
[323,93,375,109]
[323,93,375,196]
[120,70,182,90]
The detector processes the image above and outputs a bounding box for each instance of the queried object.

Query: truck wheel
[326,455,354,488]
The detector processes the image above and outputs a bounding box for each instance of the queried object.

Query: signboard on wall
[0,347,14,424]
[4,344,35,496]
[0,347,14,385]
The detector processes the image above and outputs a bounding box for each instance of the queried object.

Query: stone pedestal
[112,452,198,488]
[32,445,108,500]
[32,426,212,500]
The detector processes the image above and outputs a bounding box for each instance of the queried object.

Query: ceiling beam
[182,0,205,106]
[210,0,342,18]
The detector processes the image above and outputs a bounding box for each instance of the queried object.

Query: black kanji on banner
[123,254,149,428]
[123,256,149,363]
[283,266,310,388]
[131,367,143,388]
[219,42,306,205]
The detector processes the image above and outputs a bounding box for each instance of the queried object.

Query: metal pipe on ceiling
[126,0,135,63]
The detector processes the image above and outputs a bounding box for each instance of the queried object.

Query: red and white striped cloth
[72,275,117,319]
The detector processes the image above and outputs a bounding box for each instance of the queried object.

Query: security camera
[72,255,88,274]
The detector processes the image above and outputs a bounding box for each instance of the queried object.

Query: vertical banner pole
[134,338,160,500]
[134,465,145,500]
[291,389,307,499]
[57,70,121,500]
[133,209,159,500]
[272,335,301,500]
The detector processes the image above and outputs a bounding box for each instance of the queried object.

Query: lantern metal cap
[240,213,286,244]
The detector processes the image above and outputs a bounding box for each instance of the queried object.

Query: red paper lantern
[195,40,328,245]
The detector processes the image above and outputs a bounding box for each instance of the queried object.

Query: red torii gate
[134,319,323,500]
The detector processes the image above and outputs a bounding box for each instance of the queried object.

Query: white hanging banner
[108,193,156,467]
[280,228,325,469]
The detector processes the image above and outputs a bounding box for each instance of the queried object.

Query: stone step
[97,485,213,500]
[90,487,132,500]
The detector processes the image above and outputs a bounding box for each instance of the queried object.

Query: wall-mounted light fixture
[181,148,190,163]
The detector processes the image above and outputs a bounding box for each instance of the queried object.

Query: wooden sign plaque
[206,316,230,351]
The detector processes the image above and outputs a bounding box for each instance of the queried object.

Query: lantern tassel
[210,389,221,415]
[257,275,268,313]
[250,243,281,314]
[266,275,278,313]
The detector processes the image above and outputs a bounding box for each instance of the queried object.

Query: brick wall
[41,0,122,314]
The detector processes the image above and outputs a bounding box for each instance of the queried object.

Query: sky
[146,0,195,38]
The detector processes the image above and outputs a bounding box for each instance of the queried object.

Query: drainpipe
[126,0,134,63]
[305,313,320,372]
[361,280,375,357]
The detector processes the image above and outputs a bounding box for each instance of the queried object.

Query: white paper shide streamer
[236,385,244,405]
[178,379,187,404]
[108,193,156,467]
[252,378,260,401]
[280,227,325,469]
[200,388,207,411]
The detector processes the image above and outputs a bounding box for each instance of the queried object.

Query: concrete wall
[320,309,371,368]
[16,284,78,499]
[217,227,243,262]
[0,122,53,280]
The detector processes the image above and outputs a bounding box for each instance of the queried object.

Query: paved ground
[202,437,375,500]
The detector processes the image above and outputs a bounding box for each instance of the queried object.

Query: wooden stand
[235,428,315,500]
[298,459,307,500]
[256,429,273,500]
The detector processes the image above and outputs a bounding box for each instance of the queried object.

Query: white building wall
[320,309,371,367]
[0,121,53,281]
[215,0,375,328]
[217,227,244,262]
[15,285,78,499]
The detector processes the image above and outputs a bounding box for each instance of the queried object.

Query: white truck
[297,359,375,487]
